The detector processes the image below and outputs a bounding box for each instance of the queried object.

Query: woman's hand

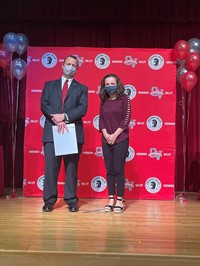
[106,134,117,145]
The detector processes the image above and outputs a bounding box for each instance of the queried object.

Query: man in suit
[41,55,88,212]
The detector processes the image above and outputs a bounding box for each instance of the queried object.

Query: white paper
[52,123,78,156]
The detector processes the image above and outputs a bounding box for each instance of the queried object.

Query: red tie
[62,79,68,108]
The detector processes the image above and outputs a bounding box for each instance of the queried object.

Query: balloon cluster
[171,38,200,92]
[0,32,29,80]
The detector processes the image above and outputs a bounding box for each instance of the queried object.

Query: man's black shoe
[42,204,54,212]
[68,205,79,212]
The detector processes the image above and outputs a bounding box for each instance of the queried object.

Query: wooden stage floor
[0,190,200,266]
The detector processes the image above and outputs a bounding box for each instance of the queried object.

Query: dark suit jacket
[41,78,88,144]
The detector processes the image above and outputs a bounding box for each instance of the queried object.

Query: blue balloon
[3,32,19,53]
[11,58,27,80]
[16,33,29,56]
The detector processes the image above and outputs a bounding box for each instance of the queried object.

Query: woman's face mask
[105,85,117,95]
[63,64,77,76]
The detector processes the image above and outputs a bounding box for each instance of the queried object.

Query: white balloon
[16,33,29,56]
[188,38,200,54]
[176,66,188,84]
[12,58,27,80]
[3,32,19,53]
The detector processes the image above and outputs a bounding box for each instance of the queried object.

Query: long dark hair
[98,73,125,103]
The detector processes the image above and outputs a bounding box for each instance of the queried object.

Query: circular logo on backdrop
[95,54,110,69]
[146,116,163,131]
[42,53,57,68]
[145,177,161,193]
[37,175,45,191]
[126,146,135,162]
[124,84,137,100]
[148,54,164,70]
[93,115,99,130]
[40,115,46,128]
[91,176,107,192]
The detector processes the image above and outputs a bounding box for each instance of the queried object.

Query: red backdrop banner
[23,47,176,200]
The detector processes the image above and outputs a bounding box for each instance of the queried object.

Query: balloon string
[9,54,14,143]
[10,55,17,198]
[182,91,191,191]
[181,87,186,192]
[11,80,20,197]
[5,71,12,145]
[186,92,191,138]
[178,86,189,203]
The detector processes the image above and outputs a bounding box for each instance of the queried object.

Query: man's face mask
[105,85,117,95]
[63,64,77,76]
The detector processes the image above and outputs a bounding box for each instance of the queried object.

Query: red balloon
[171,49,179,62]
[174,40,190,61]
[181,71,197,92]
[186,52,200,71]
[0,42,11,69]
